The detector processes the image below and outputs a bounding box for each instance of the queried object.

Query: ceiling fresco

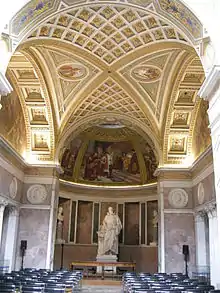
[59,127,158,186]
[1,0,211,186]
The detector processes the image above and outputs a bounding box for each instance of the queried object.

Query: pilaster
[156,168,195,275]
[15,166,60,270]
[0,71,12,110]
[4,206,19,271]
[199,66,220,287]
[0,199,8,245]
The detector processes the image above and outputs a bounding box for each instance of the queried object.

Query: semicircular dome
[59,126,158,186]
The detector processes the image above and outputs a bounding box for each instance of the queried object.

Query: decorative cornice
[164,209,194,214]
[198,65,220,101]
[59,178,157,191]
[0,72,13,110]
[20,204,51,210]
[0,72,12,96]
[191,145,212,171]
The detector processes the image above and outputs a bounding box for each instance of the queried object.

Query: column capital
[8,206,19,217]
[0,198,8,207]
[205,202,217,218]
[195,211,207,222]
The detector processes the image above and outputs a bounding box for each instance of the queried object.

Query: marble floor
[80,285,122,292]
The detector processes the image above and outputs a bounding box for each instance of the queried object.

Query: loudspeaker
[182,244,189,255]
[20,240,27,251]
[182,244,189,260]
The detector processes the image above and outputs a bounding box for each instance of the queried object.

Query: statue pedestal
[96,255,117,274]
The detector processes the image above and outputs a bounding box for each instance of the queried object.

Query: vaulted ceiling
[5,0,207,168]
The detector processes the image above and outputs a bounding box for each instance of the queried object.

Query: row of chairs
[122,272,216,293]
[0,268,83,293]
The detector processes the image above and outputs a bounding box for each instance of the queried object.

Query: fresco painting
[60,138,82,178]
[80,140,141,184]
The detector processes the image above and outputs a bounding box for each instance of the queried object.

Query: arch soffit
[10,0,203,45]
[55,112,162,164]
[19,39,196,136]
[5,0,205,166]
[7,50,55,162]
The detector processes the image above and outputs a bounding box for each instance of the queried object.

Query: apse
[59,125,158,186]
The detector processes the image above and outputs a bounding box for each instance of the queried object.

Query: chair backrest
[44,288,65,293]
[22,285,44,292]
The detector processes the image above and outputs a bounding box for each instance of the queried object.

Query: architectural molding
[194,199,216,214]
[59,191,157,203]
[20,204,51,210]
[0,137,25,181]
[164,208,194,214]
[24,175,56,185]
[198,65,220,102]
[0,193,19,207]
[159,180,192,188]
[0,71,12,96]
[192,163,214,187]
[59,179,157,191]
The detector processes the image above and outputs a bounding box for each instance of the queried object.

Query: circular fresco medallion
[58,63,87,80]
[168,188,188,209]
[131,65,161,83]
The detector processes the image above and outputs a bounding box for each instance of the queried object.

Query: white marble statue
[56,205,64,242]
[97,207,122,256]
[151,209,158,245]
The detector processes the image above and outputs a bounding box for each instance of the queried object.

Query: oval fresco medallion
[131,66,161,82]
[58,63,87,81]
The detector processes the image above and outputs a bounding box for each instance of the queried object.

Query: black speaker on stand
[20,240,27,270]
[182,244,189,277]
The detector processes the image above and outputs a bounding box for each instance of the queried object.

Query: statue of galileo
[97,207,122,256]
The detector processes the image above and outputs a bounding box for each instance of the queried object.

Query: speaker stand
[21,248,25,270]
[184,257,188,277]
[60,241,64,270]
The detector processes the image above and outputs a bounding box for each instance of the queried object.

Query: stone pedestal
[96,254,117,274]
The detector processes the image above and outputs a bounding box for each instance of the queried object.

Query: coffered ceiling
[5,0,207,168]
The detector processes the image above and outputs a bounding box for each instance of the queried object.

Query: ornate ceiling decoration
[68,77,152,126]
[163,56,205,164]
[118,48,188,125]
[25,4,190,65]
[7,52,55,162]
[10,0,202,42]
[5,0,205,170]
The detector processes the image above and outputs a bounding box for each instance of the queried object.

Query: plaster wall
[15,208,50,270]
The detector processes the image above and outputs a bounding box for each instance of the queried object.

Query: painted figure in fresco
[128,149,139,174]
[97,207,122,256]
[143,144,157,181]
[122,152,129,171]
[56,205,64,242]
[84,153,100,180]
[82,141,142,183]
[61,148,77,177]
